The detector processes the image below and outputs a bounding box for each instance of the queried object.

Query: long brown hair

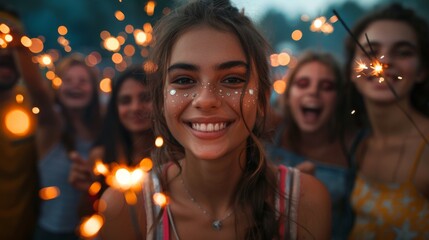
[149,0,280,238]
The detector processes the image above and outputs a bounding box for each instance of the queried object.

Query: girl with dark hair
[344,3,429,238]
[100,1,330,239]
[68,65,155,216]
[90,65,154,167]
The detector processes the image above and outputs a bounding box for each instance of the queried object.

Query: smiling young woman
[99,1,331,239]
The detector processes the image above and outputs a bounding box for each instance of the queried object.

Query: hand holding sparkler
[69,151,94,192]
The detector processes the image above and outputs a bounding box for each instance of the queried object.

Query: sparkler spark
[354,59,368,73]
[371,61,383,76]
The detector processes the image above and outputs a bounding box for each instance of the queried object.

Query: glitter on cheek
[169,89,177,95]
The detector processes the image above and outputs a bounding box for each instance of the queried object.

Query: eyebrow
[167,63,198,72]
[217,60,248,70]
[362,41,418,50]
[167,60,249,73]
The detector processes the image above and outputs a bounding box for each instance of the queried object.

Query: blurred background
[1,0,428,92]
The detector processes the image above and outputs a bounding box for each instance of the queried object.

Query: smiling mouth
[301,106,322,120]
[64,90,86,98]
[190,122,228,132]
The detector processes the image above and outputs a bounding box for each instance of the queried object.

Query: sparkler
[77,136,167,238]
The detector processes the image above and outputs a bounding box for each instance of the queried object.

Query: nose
[191,85,221,110]
[307,82,320,96]
[130,99,142,111]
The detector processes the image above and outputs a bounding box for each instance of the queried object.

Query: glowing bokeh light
[115,168,132,190]
[4,34,13,42]
[39,186,60,200]
[46,70,56,80]
[145,1,156,16]
[143,60,157,73]
[125,190,137,205]
[291,30,302,41]
[40,54,52,66]
[153,193,168,207]
[139,158,153,172]
[125,25,134,34]
[32,107,40,114]
[52,77,62,88]
[57,26,68,35]
[28,38,44,53]
[155,136,164,147]
[64,45,72,52]
[94,159,109,176]
[273,80,287,94]
[300,14,310,22]
[100,78,112,93]
[143,23,153,33]
[117,34,126,45]
[79,214,104,238]
[4,109,31,136]
[88,182,102,196]
[104,37,120,52]
[124,44,135,57]
[133,30,147,45]
[0,23,10,34]
[270,54,279,67]
[111,53,123,64]
[329,15,338,23]
[130,169,144,187]
[20,36,32,47]
[100,30,110,40]
[277,52,291,66]
[15,94,24,103]
[115,10,125,21]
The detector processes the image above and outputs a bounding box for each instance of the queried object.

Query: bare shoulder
[297,172,331,240]
[99,187,147,240]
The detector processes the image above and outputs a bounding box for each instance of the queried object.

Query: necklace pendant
[212,220,222,231]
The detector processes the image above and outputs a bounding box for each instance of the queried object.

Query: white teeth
[191,122,227,132]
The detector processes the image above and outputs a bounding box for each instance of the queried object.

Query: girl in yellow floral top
[344,3,429,239]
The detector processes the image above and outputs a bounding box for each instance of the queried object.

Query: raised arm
[10,25,61,156]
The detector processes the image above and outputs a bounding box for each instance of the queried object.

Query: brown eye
[293,78,310,89]
[118,95,131,105]
[139,92,151,103]
[172,77,195,85]
[320,80,335,91]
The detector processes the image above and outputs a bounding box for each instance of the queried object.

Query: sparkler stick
[332,10,372,61]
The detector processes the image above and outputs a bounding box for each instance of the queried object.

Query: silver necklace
[180,175,233,231]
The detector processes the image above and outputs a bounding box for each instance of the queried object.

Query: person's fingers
[296,161,316,175]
